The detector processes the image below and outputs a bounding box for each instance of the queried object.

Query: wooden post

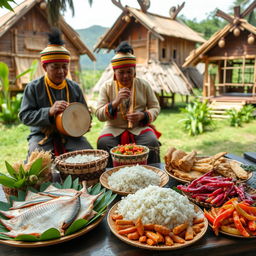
[147,31,151,63]
[156,38,160,61]
[203,60,208,97]
[185,95,189,103]
[209,75,215,97]
[223,58,227,85]
[171,93,175,107]
[242,56,245,87]
[253,58,256,96]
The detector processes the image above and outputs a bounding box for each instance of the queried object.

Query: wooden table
[0,157,256,256]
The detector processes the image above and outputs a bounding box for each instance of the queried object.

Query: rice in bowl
[108,165,161,193]
[116,185,198,228]
[64,154,101,164]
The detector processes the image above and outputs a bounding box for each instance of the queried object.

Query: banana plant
[0,60,38,124]
[180,99,214,136]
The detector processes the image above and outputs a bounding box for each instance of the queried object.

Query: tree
[46,0,93,25]
[0,0,16,11]
[180,12,227,40]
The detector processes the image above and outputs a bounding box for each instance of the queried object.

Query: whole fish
[1,193,81,237]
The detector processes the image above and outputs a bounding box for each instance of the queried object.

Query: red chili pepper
[211,193,224,206]
[208,188,223,197]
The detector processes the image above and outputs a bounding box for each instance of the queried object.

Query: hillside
[76,25,114,70]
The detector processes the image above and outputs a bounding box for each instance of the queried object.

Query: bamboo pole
[253,58,256,96]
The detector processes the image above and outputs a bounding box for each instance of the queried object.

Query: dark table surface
[0,156,256,256]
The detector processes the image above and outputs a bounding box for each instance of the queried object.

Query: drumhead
[61,102,91,137]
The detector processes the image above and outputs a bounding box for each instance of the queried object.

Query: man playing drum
[95,41,161,167]
[19,28,92,157]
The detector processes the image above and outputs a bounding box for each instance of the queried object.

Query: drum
[55,102,91,137]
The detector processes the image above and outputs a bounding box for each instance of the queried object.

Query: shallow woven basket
[2,186,19,201]
[110,145,149,167]
[54,149,109,186]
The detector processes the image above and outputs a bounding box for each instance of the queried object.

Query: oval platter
[107,202,208,251]
[182,183,256,209]
[0,212,106,248]
[208,223,256,239]
[164,160,252,184]
[100,165,169,196]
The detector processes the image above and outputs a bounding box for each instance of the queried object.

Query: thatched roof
[183,19,256,67]
[0,0,96,61]
[93,61,195,95]
[94,6,205,52]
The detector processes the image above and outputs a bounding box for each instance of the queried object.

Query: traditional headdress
[40,28,70,64]
[111,41,136,69]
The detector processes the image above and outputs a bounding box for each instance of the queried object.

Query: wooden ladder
[208,101,245,119]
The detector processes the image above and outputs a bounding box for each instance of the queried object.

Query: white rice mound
[116,185,198,228]
[64,154,101,164]
[108,165,161,193]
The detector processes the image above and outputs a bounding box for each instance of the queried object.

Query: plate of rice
[107,185,208,250]
[100,165,169,195]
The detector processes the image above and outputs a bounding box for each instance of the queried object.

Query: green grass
[0,100,256,172]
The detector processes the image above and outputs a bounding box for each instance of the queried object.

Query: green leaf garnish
[4,161,18,179]
[15,234,39,241]
[72,178,79,190]
[0,175,16,187]
[28,158,42,176]
[65,219,88,236]
[62,175,72,189]
[90,183,101,195]
[39,228,61,241]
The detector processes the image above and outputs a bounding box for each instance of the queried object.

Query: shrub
[180,99,214,136]
[225,108,243,127]
[0,60,38,124]
[240,105,255,123]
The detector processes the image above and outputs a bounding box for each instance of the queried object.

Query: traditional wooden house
[183,2,256,115]
[93,0,205,106]
[0,0,96,92]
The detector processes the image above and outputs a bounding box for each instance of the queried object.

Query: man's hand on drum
[49,100,69,116]
[112,88,131,109]
[126,111,144,124]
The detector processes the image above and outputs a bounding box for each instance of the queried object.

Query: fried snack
[229,160,248,180]
[191,163,212,173]
[195,157,212,164]
[211,152,227,164]
[172,169,194,181]
[178,151,197,172]
[164,147,176,170]
[172,169,201,181]
[171,150,187,169]
[213,163,237,179]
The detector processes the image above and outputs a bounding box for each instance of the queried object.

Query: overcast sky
[0,0,237,29]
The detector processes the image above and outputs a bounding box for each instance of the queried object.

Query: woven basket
[54,149,109,186]
[2,168,53,202]
[110,145,149,167]
[2,186,20,201]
